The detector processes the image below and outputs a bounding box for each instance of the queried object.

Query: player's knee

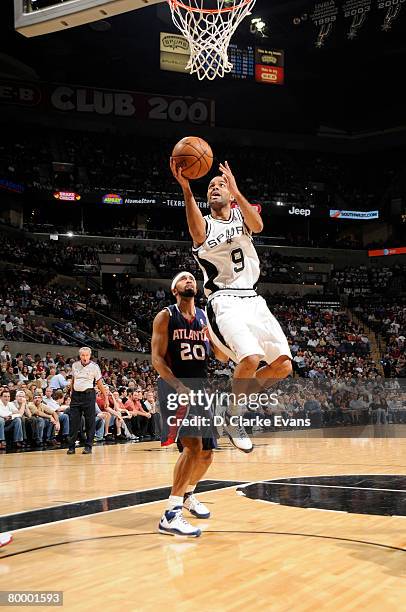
[200,449,213,464]
[182,437,203,457]
[277,357,293,379]
[240,354,261,372]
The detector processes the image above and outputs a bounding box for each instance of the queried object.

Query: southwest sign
[330,209,379,220]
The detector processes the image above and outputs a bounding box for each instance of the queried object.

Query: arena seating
[331,264,406,296]
[3,129,404,250]
[0,129,396,208]
[353,300,406,377]
[1,341,404,453]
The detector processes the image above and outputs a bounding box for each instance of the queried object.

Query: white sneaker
[223,413,253,453]
[0,532,12,548]
[183,494,210,519]
[158,506,201,537]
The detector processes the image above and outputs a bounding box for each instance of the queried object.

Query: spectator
[0,389,24,449]
[28,390,59,446]
[42,387,70,443]
[143,390,161,440]
[49,368,68,391]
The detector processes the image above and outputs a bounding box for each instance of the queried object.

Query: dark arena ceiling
[1,0,406,134]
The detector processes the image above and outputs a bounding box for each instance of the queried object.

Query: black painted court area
[238,475,406,516]
[0,480,244,532]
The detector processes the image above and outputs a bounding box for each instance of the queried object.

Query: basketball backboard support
[14,0,163,37]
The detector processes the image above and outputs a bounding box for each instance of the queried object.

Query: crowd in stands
[265,298,380,379]
[1,233,327,287]
[0,349,159,451]
[0,272,148,352]
[148,245,302,284]
[20,217,405,252]
[331,264,406,296]
[1,129,398,211]
[353,300,406,378]
[4,128,406,250]
[239,377,406,430]
[0,235,101,274]
[2,253,403,377]
[1,344,404,452]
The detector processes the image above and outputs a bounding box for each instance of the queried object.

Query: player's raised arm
[220,161,263,234]
[151,309,190,395]
[170,158,206,246]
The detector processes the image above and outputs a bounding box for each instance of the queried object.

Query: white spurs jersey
[192,207,260,298]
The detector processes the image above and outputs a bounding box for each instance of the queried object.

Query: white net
[168,0,257,80]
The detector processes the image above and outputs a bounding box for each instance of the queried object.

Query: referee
[67,347,109,455]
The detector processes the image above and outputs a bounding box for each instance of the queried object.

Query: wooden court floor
[1,429,406,611]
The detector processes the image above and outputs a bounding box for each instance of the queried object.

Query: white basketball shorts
[206,293,292,365]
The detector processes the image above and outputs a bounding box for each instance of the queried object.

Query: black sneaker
[67,448,75,455]
[82,447,92,454]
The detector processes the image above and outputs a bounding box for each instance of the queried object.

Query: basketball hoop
[167,0,257,80]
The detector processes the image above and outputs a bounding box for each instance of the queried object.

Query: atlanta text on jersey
[172,329,207,341]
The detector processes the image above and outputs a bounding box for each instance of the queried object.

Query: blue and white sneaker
[183,494,210,519]
[158,506,201,537]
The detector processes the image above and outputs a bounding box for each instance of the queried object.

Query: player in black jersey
[152,271,226,537]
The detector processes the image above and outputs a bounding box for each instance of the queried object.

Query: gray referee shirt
[72,360,102,392]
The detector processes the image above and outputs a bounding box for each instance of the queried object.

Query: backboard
[14,0,163,37]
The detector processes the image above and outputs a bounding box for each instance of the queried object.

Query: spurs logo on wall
[311,1,339,47]
[343,0,372,39]
[377,0,405,31]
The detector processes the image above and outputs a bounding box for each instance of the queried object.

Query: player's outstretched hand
[170,157,190,189]
[219,161,239,197]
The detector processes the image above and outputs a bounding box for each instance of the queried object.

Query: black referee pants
[68,389,96,449]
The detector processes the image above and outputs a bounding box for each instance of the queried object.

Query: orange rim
[168,0,252,14]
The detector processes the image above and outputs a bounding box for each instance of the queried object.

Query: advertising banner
[0,79,215,126]
[255,49,285,85]
[330,209,379,220]
[368,246,406,257]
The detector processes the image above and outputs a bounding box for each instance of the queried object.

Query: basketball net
[167,0,257,80]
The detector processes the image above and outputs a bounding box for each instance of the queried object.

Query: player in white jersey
[170,159,292,453]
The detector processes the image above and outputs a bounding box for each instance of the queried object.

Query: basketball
[171,136,213,180]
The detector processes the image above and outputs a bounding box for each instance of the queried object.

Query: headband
[171,271,196,291]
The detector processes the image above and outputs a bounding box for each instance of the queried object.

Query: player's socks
[158,506,202,537]
[167,495,183,510]
[223,411,253,453]
[183,493,210,519]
